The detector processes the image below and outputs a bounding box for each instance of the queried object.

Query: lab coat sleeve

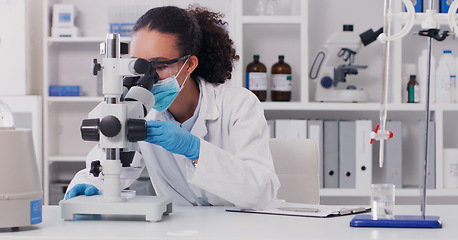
[65,145,145,197]
[189,89,280,210]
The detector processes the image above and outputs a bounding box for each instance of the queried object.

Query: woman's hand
[145,121,200,160]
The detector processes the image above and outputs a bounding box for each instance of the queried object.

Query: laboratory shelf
[431,104,458,111]
[47,36,131,43]
[320,189,371,197]
[262,102,435,111]
[320,188,458,198]
[48,155,86,163]
[241,16,303,24]
[46,96,103,103]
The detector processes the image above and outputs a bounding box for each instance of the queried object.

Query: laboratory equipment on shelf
[0,100,42,230]
[355,0,458,228]
[246,54,267,101]
[271,55,292,101]
[309,24,383,102]
[407,75,420,103]
[60,33,172,222]
[51,4,79,37]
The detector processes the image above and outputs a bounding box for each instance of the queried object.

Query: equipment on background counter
[0,100,42,230]
[59,33,172,222]
[310,25,382,102]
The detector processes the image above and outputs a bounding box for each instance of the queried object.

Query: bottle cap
[253,54,260,59]
[444,50,452,54]
[343,24,354,32]
[278,55,284,60]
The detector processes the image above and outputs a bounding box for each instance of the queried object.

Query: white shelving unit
[233,0,307,103]
[42,0,144,205]
[236,0,458,205]
[42,0,458,205]
[41,0,234,204]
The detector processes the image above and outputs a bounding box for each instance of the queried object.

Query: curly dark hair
[133,5,239,84]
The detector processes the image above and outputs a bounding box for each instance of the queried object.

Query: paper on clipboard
[226,201,370,218]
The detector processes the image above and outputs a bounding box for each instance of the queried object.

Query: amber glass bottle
[246,55,267,101]
[407,75,420,103]
[271,55,291,101]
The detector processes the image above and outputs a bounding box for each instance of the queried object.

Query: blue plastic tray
[350,214,442,228]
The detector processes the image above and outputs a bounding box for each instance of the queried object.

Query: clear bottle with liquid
[271,55,292,101]
[246,55,267,101]
[436,60,451,104]
[417,49,435,103]
[439,50,456,103]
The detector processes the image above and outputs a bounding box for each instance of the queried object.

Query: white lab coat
[66,78,280,209]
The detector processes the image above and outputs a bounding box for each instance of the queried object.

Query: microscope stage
[60,195,172,222]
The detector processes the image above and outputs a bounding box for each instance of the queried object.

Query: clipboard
[226,201,370,218]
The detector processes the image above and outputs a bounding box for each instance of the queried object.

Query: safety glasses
[150,55,191,80]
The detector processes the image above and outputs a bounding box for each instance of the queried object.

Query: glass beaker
[371,183,395,219]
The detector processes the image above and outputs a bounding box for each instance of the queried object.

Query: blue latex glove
[146,120,200,160]
[64,183,99,200]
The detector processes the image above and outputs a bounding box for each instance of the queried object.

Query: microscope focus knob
[100,115,122,138]
[320,76,333,89]
[92,58,102,76]
[81,118,100,141]
[127,119,147,142]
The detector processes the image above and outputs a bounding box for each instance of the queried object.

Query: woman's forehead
[130,29,180,60]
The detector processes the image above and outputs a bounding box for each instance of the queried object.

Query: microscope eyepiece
[133,58,151,74]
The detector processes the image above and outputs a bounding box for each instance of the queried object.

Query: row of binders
[266,119,436,189]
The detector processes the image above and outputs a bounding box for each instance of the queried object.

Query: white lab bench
[0,205,455,239]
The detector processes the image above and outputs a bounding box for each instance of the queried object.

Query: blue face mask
[151,58,189,112]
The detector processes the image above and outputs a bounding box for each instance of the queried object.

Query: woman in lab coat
[65,5,280,210]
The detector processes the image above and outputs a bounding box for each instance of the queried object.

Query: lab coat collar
[152,111,168,121]
[191,78,220,138]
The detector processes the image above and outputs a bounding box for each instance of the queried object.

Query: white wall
[28,0,43,95]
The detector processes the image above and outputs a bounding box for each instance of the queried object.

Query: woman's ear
[186,55,199,76]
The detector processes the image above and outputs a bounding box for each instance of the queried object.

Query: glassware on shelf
[271,55,292,101]
[255,0,265,15]
[246,55,267,101]
[266,0,278,15]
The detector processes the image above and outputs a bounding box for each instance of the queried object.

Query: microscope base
[315,89,369,102]
[59,195,172,222]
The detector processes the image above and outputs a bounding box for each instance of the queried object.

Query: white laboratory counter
[0,205,456,240]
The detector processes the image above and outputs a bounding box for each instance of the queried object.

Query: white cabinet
[42,0,458,205]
